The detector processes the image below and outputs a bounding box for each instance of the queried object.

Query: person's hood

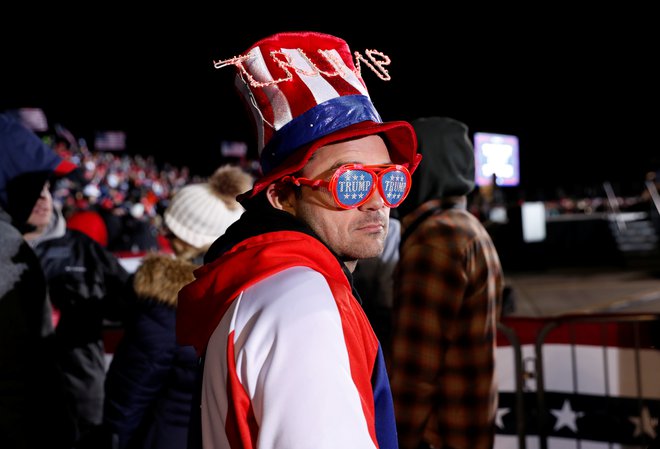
[133,253,198,307]
[0,113,76,230]
[26,203,66,248]
[396,116,475,220]
[177,196,355,356]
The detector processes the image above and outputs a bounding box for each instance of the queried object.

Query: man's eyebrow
[329,160,393,170]
[329,161,356,170]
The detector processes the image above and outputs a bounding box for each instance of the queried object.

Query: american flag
[15,107,49,132]
[94,131,126,151]
[220,140,248,158]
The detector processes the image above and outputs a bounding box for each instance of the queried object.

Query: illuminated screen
[473,132,520,186]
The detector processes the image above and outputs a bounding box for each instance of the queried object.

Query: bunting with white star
[495,316,660,448]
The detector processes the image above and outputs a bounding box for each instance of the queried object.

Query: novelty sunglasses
[281,163,412,209]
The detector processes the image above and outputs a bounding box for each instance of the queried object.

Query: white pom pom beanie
[164,183,244,249]
[164,165,253,249]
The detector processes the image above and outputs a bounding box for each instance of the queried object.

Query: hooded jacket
[177,198,397,449]
[389,117,504,449]
[30,204,132,437]
[0,113,75,231]
[0,112,77,449]
[396,116,475,222]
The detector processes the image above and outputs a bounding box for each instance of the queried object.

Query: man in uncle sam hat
[177,31,421,449]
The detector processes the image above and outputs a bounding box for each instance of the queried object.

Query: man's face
[27,182,53,232]
[285,135,392,269]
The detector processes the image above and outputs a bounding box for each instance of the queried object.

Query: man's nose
[359,187,386,211]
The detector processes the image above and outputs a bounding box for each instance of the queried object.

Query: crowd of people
[50,137,198,255]
[0,29,570,449]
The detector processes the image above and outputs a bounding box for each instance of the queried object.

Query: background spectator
[23,178,133,445]
[0,112,77,449]
[390,116,505,449]
[100,165,253,449]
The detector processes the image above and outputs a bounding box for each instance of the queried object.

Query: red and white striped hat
[216,31,420,199]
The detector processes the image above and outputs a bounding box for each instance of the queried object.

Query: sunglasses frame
[281,163,412,209]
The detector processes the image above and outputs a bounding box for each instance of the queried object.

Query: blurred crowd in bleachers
[51,137,197,254]
[39,126,259,258]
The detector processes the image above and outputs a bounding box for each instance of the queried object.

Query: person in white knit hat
[96,164,253,449]
[163,164,253,263]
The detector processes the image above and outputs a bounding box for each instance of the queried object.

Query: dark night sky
[3,9,658,200]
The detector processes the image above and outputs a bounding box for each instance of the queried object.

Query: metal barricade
[496,313,660,449]
[534,313,660,448]
[497,320,528,448]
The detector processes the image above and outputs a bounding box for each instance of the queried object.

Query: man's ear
[266,182,295,213]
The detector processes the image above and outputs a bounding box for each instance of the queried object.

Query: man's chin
[348,241,386,261]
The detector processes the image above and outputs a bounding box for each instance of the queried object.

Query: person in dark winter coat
[101,165,253,449]
[0,111,77,449]
[23,179,133,445]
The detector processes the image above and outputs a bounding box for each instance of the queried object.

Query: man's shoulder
[0,216,22,244]
[247,266,329,298]
[238,266,336,315]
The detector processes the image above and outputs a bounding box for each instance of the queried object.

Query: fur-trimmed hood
[133,253,199,307]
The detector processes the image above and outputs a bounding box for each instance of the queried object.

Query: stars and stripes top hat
[214,31,421,199]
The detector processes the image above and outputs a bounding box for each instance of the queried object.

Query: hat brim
[241,120,419,201]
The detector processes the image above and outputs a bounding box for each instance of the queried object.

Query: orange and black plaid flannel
[390,199,504,449]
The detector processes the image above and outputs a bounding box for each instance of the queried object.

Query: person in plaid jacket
[390,116,504,449]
